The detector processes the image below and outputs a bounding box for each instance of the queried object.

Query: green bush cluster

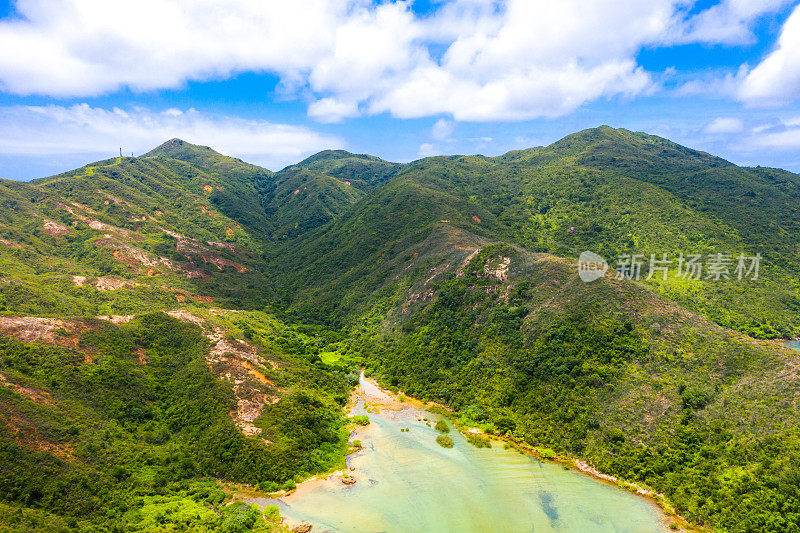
[436,435,454,448]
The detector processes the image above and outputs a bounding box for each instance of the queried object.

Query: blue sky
[1,0,800,180]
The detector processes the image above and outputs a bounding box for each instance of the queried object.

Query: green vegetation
[434,420,450,433]
[0,312,352,531]
[350,415,370,426]
[464,433,491,448]
[356,244,800,531]
[436,435,454,448]
[1,129,800,531]
[534,447,557,460]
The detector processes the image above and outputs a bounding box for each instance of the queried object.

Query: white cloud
[704,117,744,133]
[431,119,454,141]
[418,143,442,157]
[740,3,800,104]
[672,67,746,98]
[0,104,344,169]
[0,0,792,123]
[753,129,800,148]
[307,98,360,124]
[745,123,800,149]
[672,0,794,44]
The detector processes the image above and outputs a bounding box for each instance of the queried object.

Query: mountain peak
[143,138,222,161]
[547,125,731,171]
[295,149,388,167]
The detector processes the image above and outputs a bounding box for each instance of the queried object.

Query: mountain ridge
[1,125,800,531]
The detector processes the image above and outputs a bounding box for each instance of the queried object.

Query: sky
[1,0,800,180]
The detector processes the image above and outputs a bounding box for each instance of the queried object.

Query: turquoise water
[787,341,800,352]
[256,393,670,532]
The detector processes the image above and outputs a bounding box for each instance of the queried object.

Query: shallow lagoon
[257,378,670,533]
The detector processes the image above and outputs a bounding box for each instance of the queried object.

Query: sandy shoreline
[262,372,393,530]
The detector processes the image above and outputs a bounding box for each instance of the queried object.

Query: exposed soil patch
[456,248,481,277]
[207,241,248,254]
[73,275,143,291]
[482,256,511,281]
[163,229,248,272]
[59,203,140,240]
[95,276,142,291]
[95,236,205,278]
[0,407,75,460]
[96,315,135,325]
[0,316,93,350]
[0,238,22,249]
[42,219,70,237]
[165,311,279,436]
[0,373,52,405]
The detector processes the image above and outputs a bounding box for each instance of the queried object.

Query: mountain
[264,150,403,239]
[289,149,403,188]
[1,127,799,532]
[271,128,800,339]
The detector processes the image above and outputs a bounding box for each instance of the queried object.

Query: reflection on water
[252,376,669,533]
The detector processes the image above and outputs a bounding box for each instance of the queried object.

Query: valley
[1,127,799,532]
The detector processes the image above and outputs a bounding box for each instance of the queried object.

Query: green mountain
[289,149,403,188]
[1,127,800,532]
[273,127,800,339]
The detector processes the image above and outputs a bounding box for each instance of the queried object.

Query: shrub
[434,420,450,433]
[350,415,370,425]
[494,416,516,434]
[436,435,454,448]
[534,447,556,459]
[465,433,491,448]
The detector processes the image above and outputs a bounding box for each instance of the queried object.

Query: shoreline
[263,373,392,530]
[264,371,696,532]
[361,371,699,533]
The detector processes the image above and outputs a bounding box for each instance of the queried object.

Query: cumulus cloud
[740,3,800,104]
[704,117,744,133]
[0,104,343,169]
[0,0,791,122]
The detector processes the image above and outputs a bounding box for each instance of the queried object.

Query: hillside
[273,127,800,339]
[0,128,799,531]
